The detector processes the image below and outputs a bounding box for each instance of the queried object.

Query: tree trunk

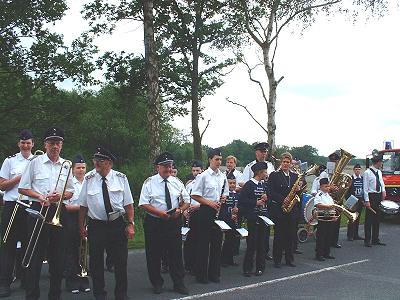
[143,0,161,164]
[191,52,202,160]
[262,46,277,153]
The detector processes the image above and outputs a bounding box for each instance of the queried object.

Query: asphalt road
[6,218,400,300]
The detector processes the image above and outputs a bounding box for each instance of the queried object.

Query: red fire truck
[366,144,400,203]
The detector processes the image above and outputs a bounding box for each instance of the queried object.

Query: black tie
[164,179,172,210]
[102,177,113,217]
[370,168,381,192]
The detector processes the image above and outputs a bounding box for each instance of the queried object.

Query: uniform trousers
[330,215,341,246]
[316,221,334,257]
[183,210,199,272]
[143,214,184,288]
[64,211,80,286]
[196,205,222,281]
[25,202,66,300]
[272,215,296,264]
[347,199,364,239]
[364,193,382,244]
[243,219,266,272]
[0,201,28,287]
[221,219,236,266]
[88,217,127,300]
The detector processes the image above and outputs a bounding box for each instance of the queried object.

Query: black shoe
[347,237,354,241]
[274,262,281,268]
[196,277,208,284]
[0,286,10,298]
[372,241,386,246]
[332,244,342,248]
[265,254,273,260]
[294,250,302,254]
[230,261,239,266]
[286,262,296,267]
[354,236,364,240]
[106,265,114,273]
[316,256,325,261]
[243,271,252,277]
[174,285,189,295]
[209,277,220,283]
[153,285,163,294]
[324,255,335,259]
[364,243,372,247]
[255,270,263,276]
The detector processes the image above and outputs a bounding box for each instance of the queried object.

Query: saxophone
[282,164,321,213]
[329,149,355,204]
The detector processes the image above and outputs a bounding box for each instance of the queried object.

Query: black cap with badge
[154,152,174,165]
[19,129,33,140]
[93,146,117,161]
[254,142,269,151]
[44,127,64,141]
[207,148,222,159]
[251,161,268,173]
[192,160,203,168]
[73,154,86,164]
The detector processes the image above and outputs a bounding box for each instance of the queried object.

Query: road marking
[173,259,369,300]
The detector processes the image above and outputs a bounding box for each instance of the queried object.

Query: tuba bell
[329,149,355,205]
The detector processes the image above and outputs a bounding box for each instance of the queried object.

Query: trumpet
[22,160,72,268]
[2,150,44,245]
[78,221,89,278]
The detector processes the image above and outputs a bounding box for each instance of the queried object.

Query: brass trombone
[77,220,89,278]
[1,150,44,245]
[22,160,72,268]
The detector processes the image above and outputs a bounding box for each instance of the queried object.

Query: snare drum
[303,198,318,225]
[379,200,400,215]
[344,195,360,212]
[301,193,312,217]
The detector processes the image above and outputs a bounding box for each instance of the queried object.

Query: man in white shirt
[19,127,74,300]
[363,155,386,247]
[191,148,229,284]
[139,152,190,295]
[239,142,275,187]
[0,129,34,297]
[79,146,134,300]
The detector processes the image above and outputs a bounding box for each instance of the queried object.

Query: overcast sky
[57,1,400,159]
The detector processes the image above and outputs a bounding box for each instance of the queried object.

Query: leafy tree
[225,0,388,152]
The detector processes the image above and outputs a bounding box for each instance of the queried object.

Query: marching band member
[239,142,274,260]
[346,164,364,241]
[191,148,229,284]
[64,154,90,294]
[268,152,299,268]
[220,173,239,267]
[79,146,134,300]
[314,178,336,261]
[363,155,386,247]
[0,129,34,297]
[19,127,74,300]
[225,155,242,187]
[139,152,190,295]
[238,162,269,276]
[183,160,203,275]
[310,165,327,196]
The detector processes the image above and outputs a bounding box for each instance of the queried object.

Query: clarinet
[215,179,226,219]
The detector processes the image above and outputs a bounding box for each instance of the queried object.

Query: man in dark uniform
[0,129,34,297]
[346,164,365,241]
[79,146,134,300]
[19,127,74,300]
[363,154,386,247]
[268,152,300,268]
[139,152,190,295]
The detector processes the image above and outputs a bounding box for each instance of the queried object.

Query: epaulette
[143,177,152,184]
[116,172,126,178]
[318,192,323,196]
[7,154,17,159]
[85,173,96,180]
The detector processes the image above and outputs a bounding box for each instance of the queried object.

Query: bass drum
[303,197,318,225]
[379,200,400,215]
[301,193,312,216]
